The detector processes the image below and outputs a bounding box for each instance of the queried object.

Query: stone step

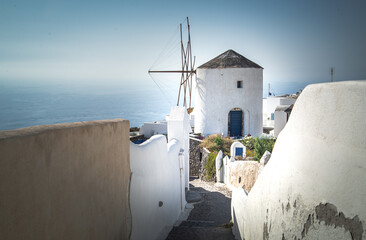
[166,225,234,240]
[179,220,216,228]
[185,190,202,203]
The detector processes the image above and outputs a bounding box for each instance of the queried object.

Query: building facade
[193,49,263,137]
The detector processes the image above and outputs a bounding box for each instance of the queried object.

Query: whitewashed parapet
[259,150,271,166]
[230,141,246,159]
[232,81,366,239]
[166,106,192,190]
[231,188,248,240]
[130,135,182,240]
[215,150,224,183]
[130,107,191,240]
[223,156,230,184]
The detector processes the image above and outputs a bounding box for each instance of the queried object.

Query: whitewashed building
[263,96,296,128]
[273,104,293,137]
[192,50,263,137]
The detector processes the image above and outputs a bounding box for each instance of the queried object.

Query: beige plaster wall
[0,120,131,240]
[228,160,260,192]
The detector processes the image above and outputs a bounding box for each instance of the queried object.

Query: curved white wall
[231,81,366,240]
[139,122,167,138]
[130,135,182,240]
[194,68,263,137]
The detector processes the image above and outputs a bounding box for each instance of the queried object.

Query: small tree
[254,137,276,161]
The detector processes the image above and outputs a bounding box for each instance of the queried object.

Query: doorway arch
[228,108,243,137]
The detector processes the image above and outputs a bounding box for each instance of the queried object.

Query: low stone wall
[189,137,202,177]
[200,147,211,180]
[189,137,210,178]
[0,120,131,240]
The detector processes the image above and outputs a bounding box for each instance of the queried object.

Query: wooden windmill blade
[148,17,196,109]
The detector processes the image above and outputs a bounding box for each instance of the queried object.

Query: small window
[235,147,243,156]
[271,113,275,120]
[237,80,243,88]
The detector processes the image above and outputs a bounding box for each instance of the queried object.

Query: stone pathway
[166,179,235,240]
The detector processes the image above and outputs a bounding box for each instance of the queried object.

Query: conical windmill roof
[198,49,263,69]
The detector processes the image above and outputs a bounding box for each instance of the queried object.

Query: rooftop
[198,49,263,69]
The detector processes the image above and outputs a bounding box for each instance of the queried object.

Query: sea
[0,79,309,132]
[0,81,175,131]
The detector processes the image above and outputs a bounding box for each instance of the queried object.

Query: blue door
[230,110,242,137]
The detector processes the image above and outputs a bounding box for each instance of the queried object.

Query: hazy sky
[1,0,365,95]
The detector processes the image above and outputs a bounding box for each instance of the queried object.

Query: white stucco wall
[139,121,167,138]
[166,107,191,189]
[194,68,263,137]
[231,81,366,240]
[230,142,246,158]
[130,106,190,240]
[274,108,288,137]
[263,97,296,128]
[280,98,296,106]
[130,135,182,240]
[263,97,296,117]
[263,97,281,118]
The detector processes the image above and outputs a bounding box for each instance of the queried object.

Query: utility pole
[330,67,334,82]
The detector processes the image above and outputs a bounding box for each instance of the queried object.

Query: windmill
[148,17,196,110]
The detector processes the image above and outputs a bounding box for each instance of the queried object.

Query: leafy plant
[214,136,223,147]
[203,152,218,181]
[246,149,255,158]
[200,134,233,156]
[239,136,256,150]
[253,137,276,161]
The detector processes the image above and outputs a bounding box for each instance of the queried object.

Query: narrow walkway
[166,178,235,240]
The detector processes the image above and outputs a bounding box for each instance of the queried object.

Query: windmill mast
[148,17,196,109]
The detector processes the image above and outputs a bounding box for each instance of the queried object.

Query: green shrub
[214,136,223,146]
[246,149,255,158]
[200,134,233,156]
[203,152,218,181]
[239,136,256,150]
[254,137,276,161]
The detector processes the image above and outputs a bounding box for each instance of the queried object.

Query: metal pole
[330,67,334,82]
[148,70,196,74]
[177,23,184,106]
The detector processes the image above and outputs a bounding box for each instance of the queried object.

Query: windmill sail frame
[148,17,196,108]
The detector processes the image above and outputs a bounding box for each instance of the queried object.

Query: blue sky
[1,0,365,95]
